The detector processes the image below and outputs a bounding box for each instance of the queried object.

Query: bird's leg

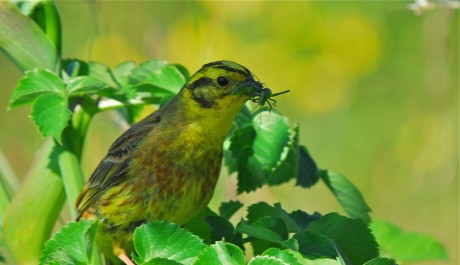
[118,253,135,265]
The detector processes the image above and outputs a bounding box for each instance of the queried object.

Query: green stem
[56,147,84,219]
[57,103,95,219]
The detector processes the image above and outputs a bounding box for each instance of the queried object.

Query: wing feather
[75,113,161,218]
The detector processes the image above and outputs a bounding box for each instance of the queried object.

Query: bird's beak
[231,78,264,97]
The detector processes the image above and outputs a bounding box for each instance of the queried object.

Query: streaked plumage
[75,60,262,264]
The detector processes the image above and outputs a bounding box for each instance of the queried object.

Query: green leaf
[140,258,181,265]
[306,213,379,264]
[31,93,71,142]
[370,220,447,262]
[247,256,286,265]
[267,125,298,186]
[129,59,187,94]
[236,111,291,193]
[194,241,245,265]
[204,215,243,249]
[3,140,66,264]
[294,231,338,259]
[320,170,371,223]
[252,111,290,171]
[0,1,58,71]
[235,220,283,245]
[261,248,302,265]
[363,257,397,265]
[185,208,218,245]
[230,122,256,171]
[289,210,321,231]
[88,61,117,87]
[67,76,112,96]
[247,202,302,233]
[296,145,319,188]
[40,220,97,265]
[112,61,137,86]
[133,221,206,265]
[219,200,243,220]
[9,68,64,108]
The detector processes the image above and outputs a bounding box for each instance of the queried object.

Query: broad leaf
[306,213,379,264]
[133,221,206,265]
[40,220,97,265]
[219,200,243,219]
[363,257,397,265]
[296,145,319,188]
[236,111,291,193]
[31,93,71,143]
[320,170,371,223]
[0,1,57,71]
[370,220,447,262]
[67,76,112,96]
[10,68,64,108]
[204,215,243,249]
[262,248,303,265]
[195,241,244,265]
[294,231,337,259]
[247,202,302,233]
[247,256,285,265]
[129,59,187,94]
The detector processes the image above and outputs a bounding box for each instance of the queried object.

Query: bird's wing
[75,114,161,219]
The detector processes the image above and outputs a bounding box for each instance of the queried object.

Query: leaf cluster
[0,1,449,265]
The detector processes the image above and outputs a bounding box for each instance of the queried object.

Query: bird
[75,60,264,264]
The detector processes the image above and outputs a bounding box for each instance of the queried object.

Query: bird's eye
[217,76,229,86]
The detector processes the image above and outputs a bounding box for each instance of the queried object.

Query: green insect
[251,87,290,111]
[231,78,289,111]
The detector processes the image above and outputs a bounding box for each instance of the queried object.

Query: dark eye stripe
[188,77,213,90]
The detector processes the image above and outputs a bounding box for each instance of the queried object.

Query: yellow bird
[75,60,264,264]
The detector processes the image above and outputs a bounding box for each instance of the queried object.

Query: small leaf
[247,202,302,233]
[230,123,256,171]
[39,220,97,265]
[88,61,117,87]
[67,76,112,96]
[31,93,71,142]
[236,111,291,193]
[370,220,447,262]
[62,59,89,78]
[195,241,245,265]
[133,221,206,265]
[320,170,371,223]
[267,124,298,186]
[289,210,321,231]
[235,220,283,245]
[251,111,290,172]
[10,68,64,108]
[294,231,337,259]
[262,248,302,265]
[219,200,243,219]
[204,215,243,248]
[140,258,181,265]
[306,213,379,264]
[184,208,218,245]
[247,256,286,265]
[296,145,319,188]
[363,257,397,265]
[112,61,136,86]
[129,59,187,94]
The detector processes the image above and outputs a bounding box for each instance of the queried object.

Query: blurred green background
[0,1,458,264]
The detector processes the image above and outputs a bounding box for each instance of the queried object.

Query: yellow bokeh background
[0,1,458,264]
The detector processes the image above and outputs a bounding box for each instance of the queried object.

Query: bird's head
[180,60,262,115]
